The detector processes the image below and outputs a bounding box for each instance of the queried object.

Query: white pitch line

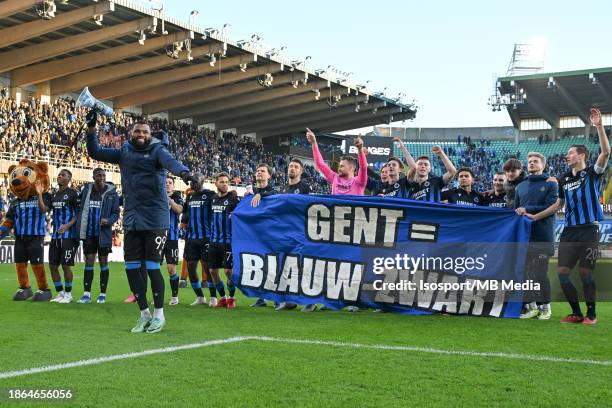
[252,336,612,367]
[0,336,251,380]
[0,335,610,380]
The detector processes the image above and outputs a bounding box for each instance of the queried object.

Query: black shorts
[14,236,44,264]
[558,225,600,270]
[48,238,78,266]
[208,243,232,269]
[184,239,208,262]
[124,229,167,263]
[82,237,111,257]
[162,240,179,265]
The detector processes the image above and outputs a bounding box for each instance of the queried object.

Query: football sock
[100,265,109,294]
[558,274,582,316]
[84,265,94,292]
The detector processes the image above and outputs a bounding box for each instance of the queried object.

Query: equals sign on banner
[409,223,438,242]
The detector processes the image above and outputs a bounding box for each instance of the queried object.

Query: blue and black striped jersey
[5,193,52,237]
[210,193,240,244]
[374,178,414,198]
[558,165,605,227]
[182,190,215,240]
[85,187,104,238]
[51,188,79,239]
[410,175,445,202]
[168,191,184,241]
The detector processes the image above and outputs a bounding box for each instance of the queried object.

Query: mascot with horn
[0,159,53,301]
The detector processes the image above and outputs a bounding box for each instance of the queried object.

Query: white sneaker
[190,296,207,306]
[520,308,540,319]
[169,297,179,306]
[537,305,552,320]
[50,292,64,303]
[347,306,360,312]
[209,297,218,307]
[58,293,73,303]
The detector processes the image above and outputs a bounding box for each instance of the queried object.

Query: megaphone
[76,87,113,117]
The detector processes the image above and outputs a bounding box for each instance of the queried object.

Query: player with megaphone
[82,87,198,334]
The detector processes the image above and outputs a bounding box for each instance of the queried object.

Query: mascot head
[8,160,50,200]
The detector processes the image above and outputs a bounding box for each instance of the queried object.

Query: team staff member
[49,169,79,304]
[86,112,196,334]
[75,168,120,305]
[209,172,240,309]
[441,168,485,206]
[515,152,558,320]
[529,108,610,325]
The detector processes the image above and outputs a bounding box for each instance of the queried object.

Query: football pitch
[0,261,611,408]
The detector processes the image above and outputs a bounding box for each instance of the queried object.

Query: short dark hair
[503,158,522,172]
[60,169,72,179]
[340,156,357,167]
[132,119,150,129]
[93,167,105,175]
[494,171,505,177]
[416,155,430,163]
[571,144,589,159]
[215,172,230,181]
[387,157,404,169]
[289,158,304,169]
[457,167,475,178]
[256,163,273,176]
[166,175,175,183]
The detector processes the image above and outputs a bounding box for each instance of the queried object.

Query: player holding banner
[85,111,196,333]
[529,108,610,325]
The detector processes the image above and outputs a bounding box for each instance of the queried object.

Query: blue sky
[163,0,612,128]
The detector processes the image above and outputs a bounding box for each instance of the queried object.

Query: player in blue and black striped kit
[208,172,240,309]
[48,169,80,304]
[182,174,217,306]
[530,108,611,325]
[163,176,184,305]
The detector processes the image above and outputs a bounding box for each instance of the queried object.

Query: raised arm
[157,147,189,176]
[433,146,457,185]
[306,128,336,183]
[591,108,611,170]
[355,136,369,185]
[85,111,121,164]
[393,137,416,170]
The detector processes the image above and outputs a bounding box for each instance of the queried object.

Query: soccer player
[164,176,184,305]
[249,163,278,207]
[209,172,240,308]
[374,157,413,197]
[306,128,368,195]
[503,158,526,208]
[528,108,610,325]
[483,172,508,208]
[405,144,456,203]
[75,168,120,304]
[441,168,485,206]
[515,152,558,320]
[182,174,216,306]
[49,169,79,304]
[1,178,52,301]
[86,113,196,334]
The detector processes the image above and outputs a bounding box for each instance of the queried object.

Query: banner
[232,195,532,318]
[554,220,612,245]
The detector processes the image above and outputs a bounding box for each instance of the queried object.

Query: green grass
[0,261,611,408]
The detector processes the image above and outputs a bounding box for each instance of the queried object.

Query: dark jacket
[87,130,188,231]
[515,173,558,254]
[504,171,527,208]
[76,182,120,248]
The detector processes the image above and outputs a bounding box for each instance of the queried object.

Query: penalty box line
[0,336,610,380]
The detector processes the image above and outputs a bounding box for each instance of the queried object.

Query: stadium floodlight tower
[489,39,547,112]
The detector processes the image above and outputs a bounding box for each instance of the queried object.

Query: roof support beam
[520,85,559,128]
[171,80,330,120]
[0,17,156,73]
[507,107,520,129]
[257,107,404,137]
[217,94,369,130]
[15,31,193,87]
[0,0,40,19]
[593,74,612,107]
[320,111,414,135]
[0,1,114,48]
[192,87,349,125]
[143,70,297,114]
[238,98,379,134]
[116,63,283,109]
[88,52,243,100]
[554,78,590,124]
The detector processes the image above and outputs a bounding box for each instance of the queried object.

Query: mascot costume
[0,160,52,301]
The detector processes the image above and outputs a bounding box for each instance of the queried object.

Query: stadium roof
[497,67,612,129]
[0,0,416,137]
